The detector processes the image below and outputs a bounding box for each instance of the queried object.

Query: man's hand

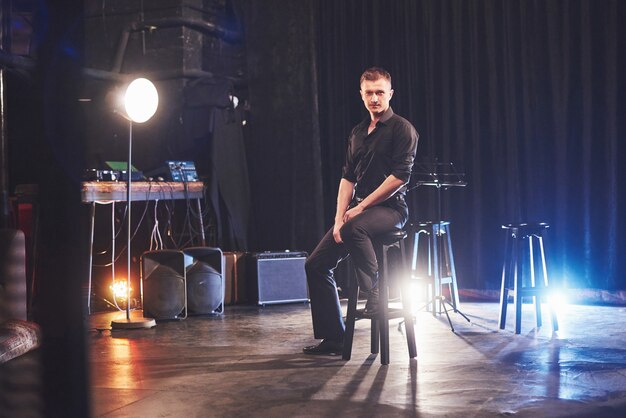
[333,221,344,244]
[343,204,364,222]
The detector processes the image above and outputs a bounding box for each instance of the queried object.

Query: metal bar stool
[498,222,559,334]
[411,221,462,316]
[342,230,417,365]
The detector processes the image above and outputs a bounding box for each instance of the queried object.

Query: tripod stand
[409,161,470,332]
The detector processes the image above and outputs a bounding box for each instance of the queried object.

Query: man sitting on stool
[303,67,419,355]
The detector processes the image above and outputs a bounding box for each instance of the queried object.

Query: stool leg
[538,236,559,332]
[425,230,434,312]
[379,246,390,365]
[370,248,381,355]
[513,237,522,334]
[498,233,511,330]
[371,319,380,354]
[400,241,417,359]
[342,277,359,361]
[411,230,420,272]
[529,236,543,328]
[413,230,430,309]
[402,288,417,358]
[431,224,441,316]
[443,224,461,311]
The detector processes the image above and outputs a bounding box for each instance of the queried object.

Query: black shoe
[303,339,343,355]
[364,287,379,315]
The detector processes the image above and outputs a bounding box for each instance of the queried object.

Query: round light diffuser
[123,78,159,123]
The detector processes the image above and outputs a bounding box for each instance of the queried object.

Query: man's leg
[340,206,405,292]
[305,228,348,345]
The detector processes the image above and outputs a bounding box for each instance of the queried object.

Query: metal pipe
[112,17,242,73]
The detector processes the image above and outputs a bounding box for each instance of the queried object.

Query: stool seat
[502,223,549,237]
[342,229,417,365]
[376,229,408,245]
[498,221,558,334]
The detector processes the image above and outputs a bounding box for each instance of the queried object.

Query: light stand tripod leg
[438,296,454,332]
[445,299,471,323]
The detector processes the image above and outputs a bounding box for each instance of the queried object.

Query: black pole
[0,0,12,228]
[126,121,132,319]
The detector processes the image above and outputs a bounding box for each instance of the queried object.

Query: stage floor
[87,301,626,417]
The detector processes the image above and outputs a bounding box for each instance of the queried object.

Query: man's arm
[333,178,355,243]
[343,174,405,222]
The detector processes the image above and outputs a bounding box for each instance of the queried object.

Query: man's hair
[360,67,392,87]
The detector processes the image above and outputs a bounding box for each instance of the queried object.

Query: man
[303,67,419,355]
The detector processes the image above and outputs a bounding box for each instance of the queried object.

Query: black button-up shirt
[342,107,419,204]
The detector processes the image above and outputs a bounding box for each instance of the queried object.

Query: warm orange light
[110,279,132,300]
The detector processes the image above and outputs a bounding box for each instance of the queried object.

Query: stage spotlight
[548,291,569,313]
[110,77,159,330]
[408,278,429,315]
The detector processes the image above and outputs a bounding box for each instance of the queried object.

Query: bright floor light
[548,291,569,312]
[110,279,132,300]
[124,78,159,123]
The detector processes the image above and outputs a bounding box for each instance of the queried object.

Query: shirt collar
[358,107,395,132]
[378,106,394,124]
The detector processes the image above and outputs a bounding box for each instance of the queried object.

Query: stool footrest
[355,307,407,320]
[503,287,551,297]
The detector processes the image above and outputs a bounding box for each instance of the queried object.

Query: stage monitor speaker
[249,251,309,306]
[183,247,224,314]
[141,250,189,320]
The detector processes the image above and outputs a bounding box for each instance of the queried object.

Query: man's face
[360,78,394,117]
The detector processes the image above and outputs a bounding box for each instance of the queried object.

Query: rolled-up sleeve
[341,129,358,183]
[390,121,418,183]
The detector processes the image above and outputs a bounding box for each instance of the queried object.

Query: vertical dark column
[0,0,11,228]
[33,1,90,416]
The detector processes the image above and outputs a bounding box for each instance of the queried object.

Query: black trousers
[305,204,407,341]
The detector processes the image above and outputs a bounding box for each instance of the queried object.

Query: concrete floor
[88,301,626,417]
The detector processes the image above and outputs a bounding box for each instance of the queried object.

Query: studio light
[110,77,159,330]
[124,78,159,123]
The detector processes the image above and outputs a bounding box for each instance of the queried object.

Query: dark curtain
[317,0,626,290]
[237,0,325,252]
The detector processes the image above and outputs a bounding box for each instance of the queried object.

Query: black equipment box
[248,251,309,306]
[145,161,200,182]
[166,161,199,182]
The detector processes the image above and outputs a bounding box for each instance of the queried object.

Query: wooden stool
[410,221,461,315]
[342,230,417,365]
[498,222,559,334]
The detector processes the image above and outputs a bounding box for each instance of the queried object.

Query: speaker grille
[183,247,224,315]
[143,264,185,319]
[255,256,308,305]
[186,262,223,314]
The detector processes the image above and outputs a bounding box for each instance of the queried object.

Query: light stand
[110,78,158,330]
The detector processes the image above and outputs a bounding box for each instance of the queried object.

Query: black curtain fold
[316,0,626,290]
[237,0,325,252]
